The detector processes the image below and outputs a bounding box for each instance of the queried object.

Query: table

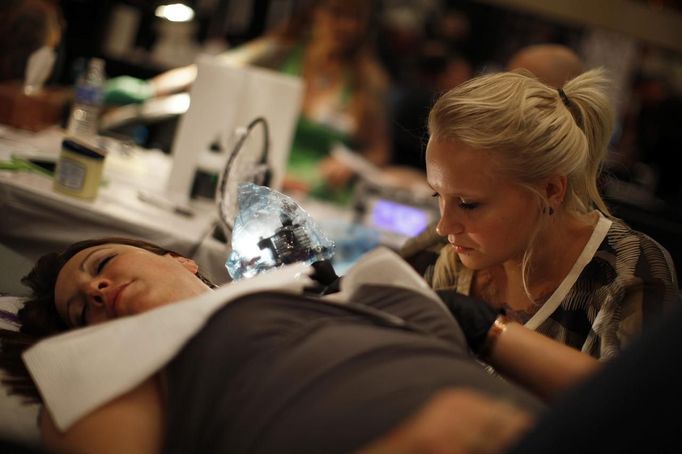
[0,126,231,287]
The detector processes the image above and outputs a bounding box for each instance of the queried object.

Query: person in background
[105,0,391,205]
[389,39,473,172]
[400,67,678,364]
[0,0,62,82]
[505,43,583,88]
[617,65,682,207]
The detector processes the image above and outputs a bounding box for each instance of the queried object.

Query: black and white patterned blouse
[400,212,680,360]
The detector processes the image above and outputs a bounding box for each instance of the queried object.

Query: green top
[279,44,356,205]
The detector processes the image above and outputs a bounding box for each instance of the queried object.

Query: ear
[543,175,567,207]
[166,253,199,274]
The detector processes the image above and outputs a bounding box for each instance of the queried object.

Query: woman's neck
[496,210,598,313]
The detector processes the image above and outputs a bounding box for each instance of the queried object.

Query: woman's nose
[86,278,110,306]
[436,210,464,237]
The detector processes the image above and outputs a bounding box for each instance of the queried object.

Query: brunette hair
[0,0,63,81]
[0,237,216,402]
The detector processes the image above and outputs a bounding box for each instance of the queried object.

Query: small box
[0,82,71,132]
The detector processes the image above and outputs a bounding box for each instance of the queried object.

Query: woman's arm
[356,388,534,454]
[149,37,280,97]
[107,37,280,103]
[485,318,599,400]
[148,64,198,97]
[438,290,599,400]
[40,377,164,454]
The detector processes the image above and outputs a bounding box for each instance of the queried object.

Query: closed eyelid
[80,248,102,273]
[96,254,116,274]
[81,247,113,274]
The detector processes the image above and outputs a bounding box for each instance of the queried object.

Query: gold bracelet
[479,315,510,359]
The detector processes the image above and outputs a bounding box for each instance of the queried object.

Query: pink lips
[452,244,474,254]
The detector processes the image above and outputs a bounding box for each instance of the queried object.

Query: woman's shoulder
[602,218,676,281]
[583,217,679,314]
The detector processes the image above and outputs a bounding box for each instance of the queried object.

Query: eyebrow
[79,248,102,272]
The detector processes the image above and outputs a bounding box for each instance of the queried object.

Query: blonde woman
[401,68,679,364]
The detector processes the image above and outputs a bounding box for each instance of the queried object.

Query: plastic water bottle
[67,58,106,138]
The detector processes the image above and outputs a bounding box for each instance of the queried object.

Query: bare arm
[148,64,198,97]
[148,37,278,97]
[486,319,600,400]
[356,389,534,454]
[40,377,164,454]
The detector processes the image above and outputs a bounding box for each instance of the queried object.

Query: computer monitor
[165,55,304,205]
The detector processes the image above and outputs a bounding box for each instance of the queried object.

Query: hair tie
[557,87,584,128]
[558,88,570,107]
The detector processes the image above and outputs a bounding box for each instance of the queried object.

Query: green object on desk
[0,157,54,177]
[104,76,154,105]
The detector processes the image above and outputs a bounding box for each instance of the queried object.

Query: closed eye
[458,200,479,210]
[96,255,115,274]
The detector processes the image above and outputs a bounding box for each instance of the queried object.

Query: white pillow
[0,296,41,446]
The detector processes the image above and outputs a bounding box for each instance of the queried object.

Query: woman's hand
[319,156,355,188]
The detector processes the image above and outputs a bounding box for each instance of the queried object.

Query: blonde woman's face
[426,138,541,270]
[54,244,209,328]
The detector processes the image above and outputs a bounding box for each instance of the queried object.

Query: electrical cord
[216,116,271,239]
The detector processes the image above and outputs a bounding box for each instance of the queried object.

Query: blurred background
[46,0,682,187]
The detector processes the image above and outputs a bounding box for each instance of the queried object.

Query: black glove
[436,289,502,355]
[305,260,342,295]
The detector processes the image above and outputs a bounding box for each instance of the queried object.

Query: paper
[165,56,303,204]
[23,47,56,96]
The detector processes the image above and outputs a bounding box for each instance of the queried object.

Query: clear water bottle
[67,58,106,138]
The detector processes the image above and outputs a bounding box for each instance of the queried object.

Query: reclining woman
[1,235,601,454]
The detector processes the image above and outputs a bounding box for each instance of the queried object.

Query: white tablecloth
[0,126,231,285]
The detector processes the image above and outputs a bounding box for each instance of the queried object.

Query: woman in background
[106,0,391,204]
[0,0,62,82]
